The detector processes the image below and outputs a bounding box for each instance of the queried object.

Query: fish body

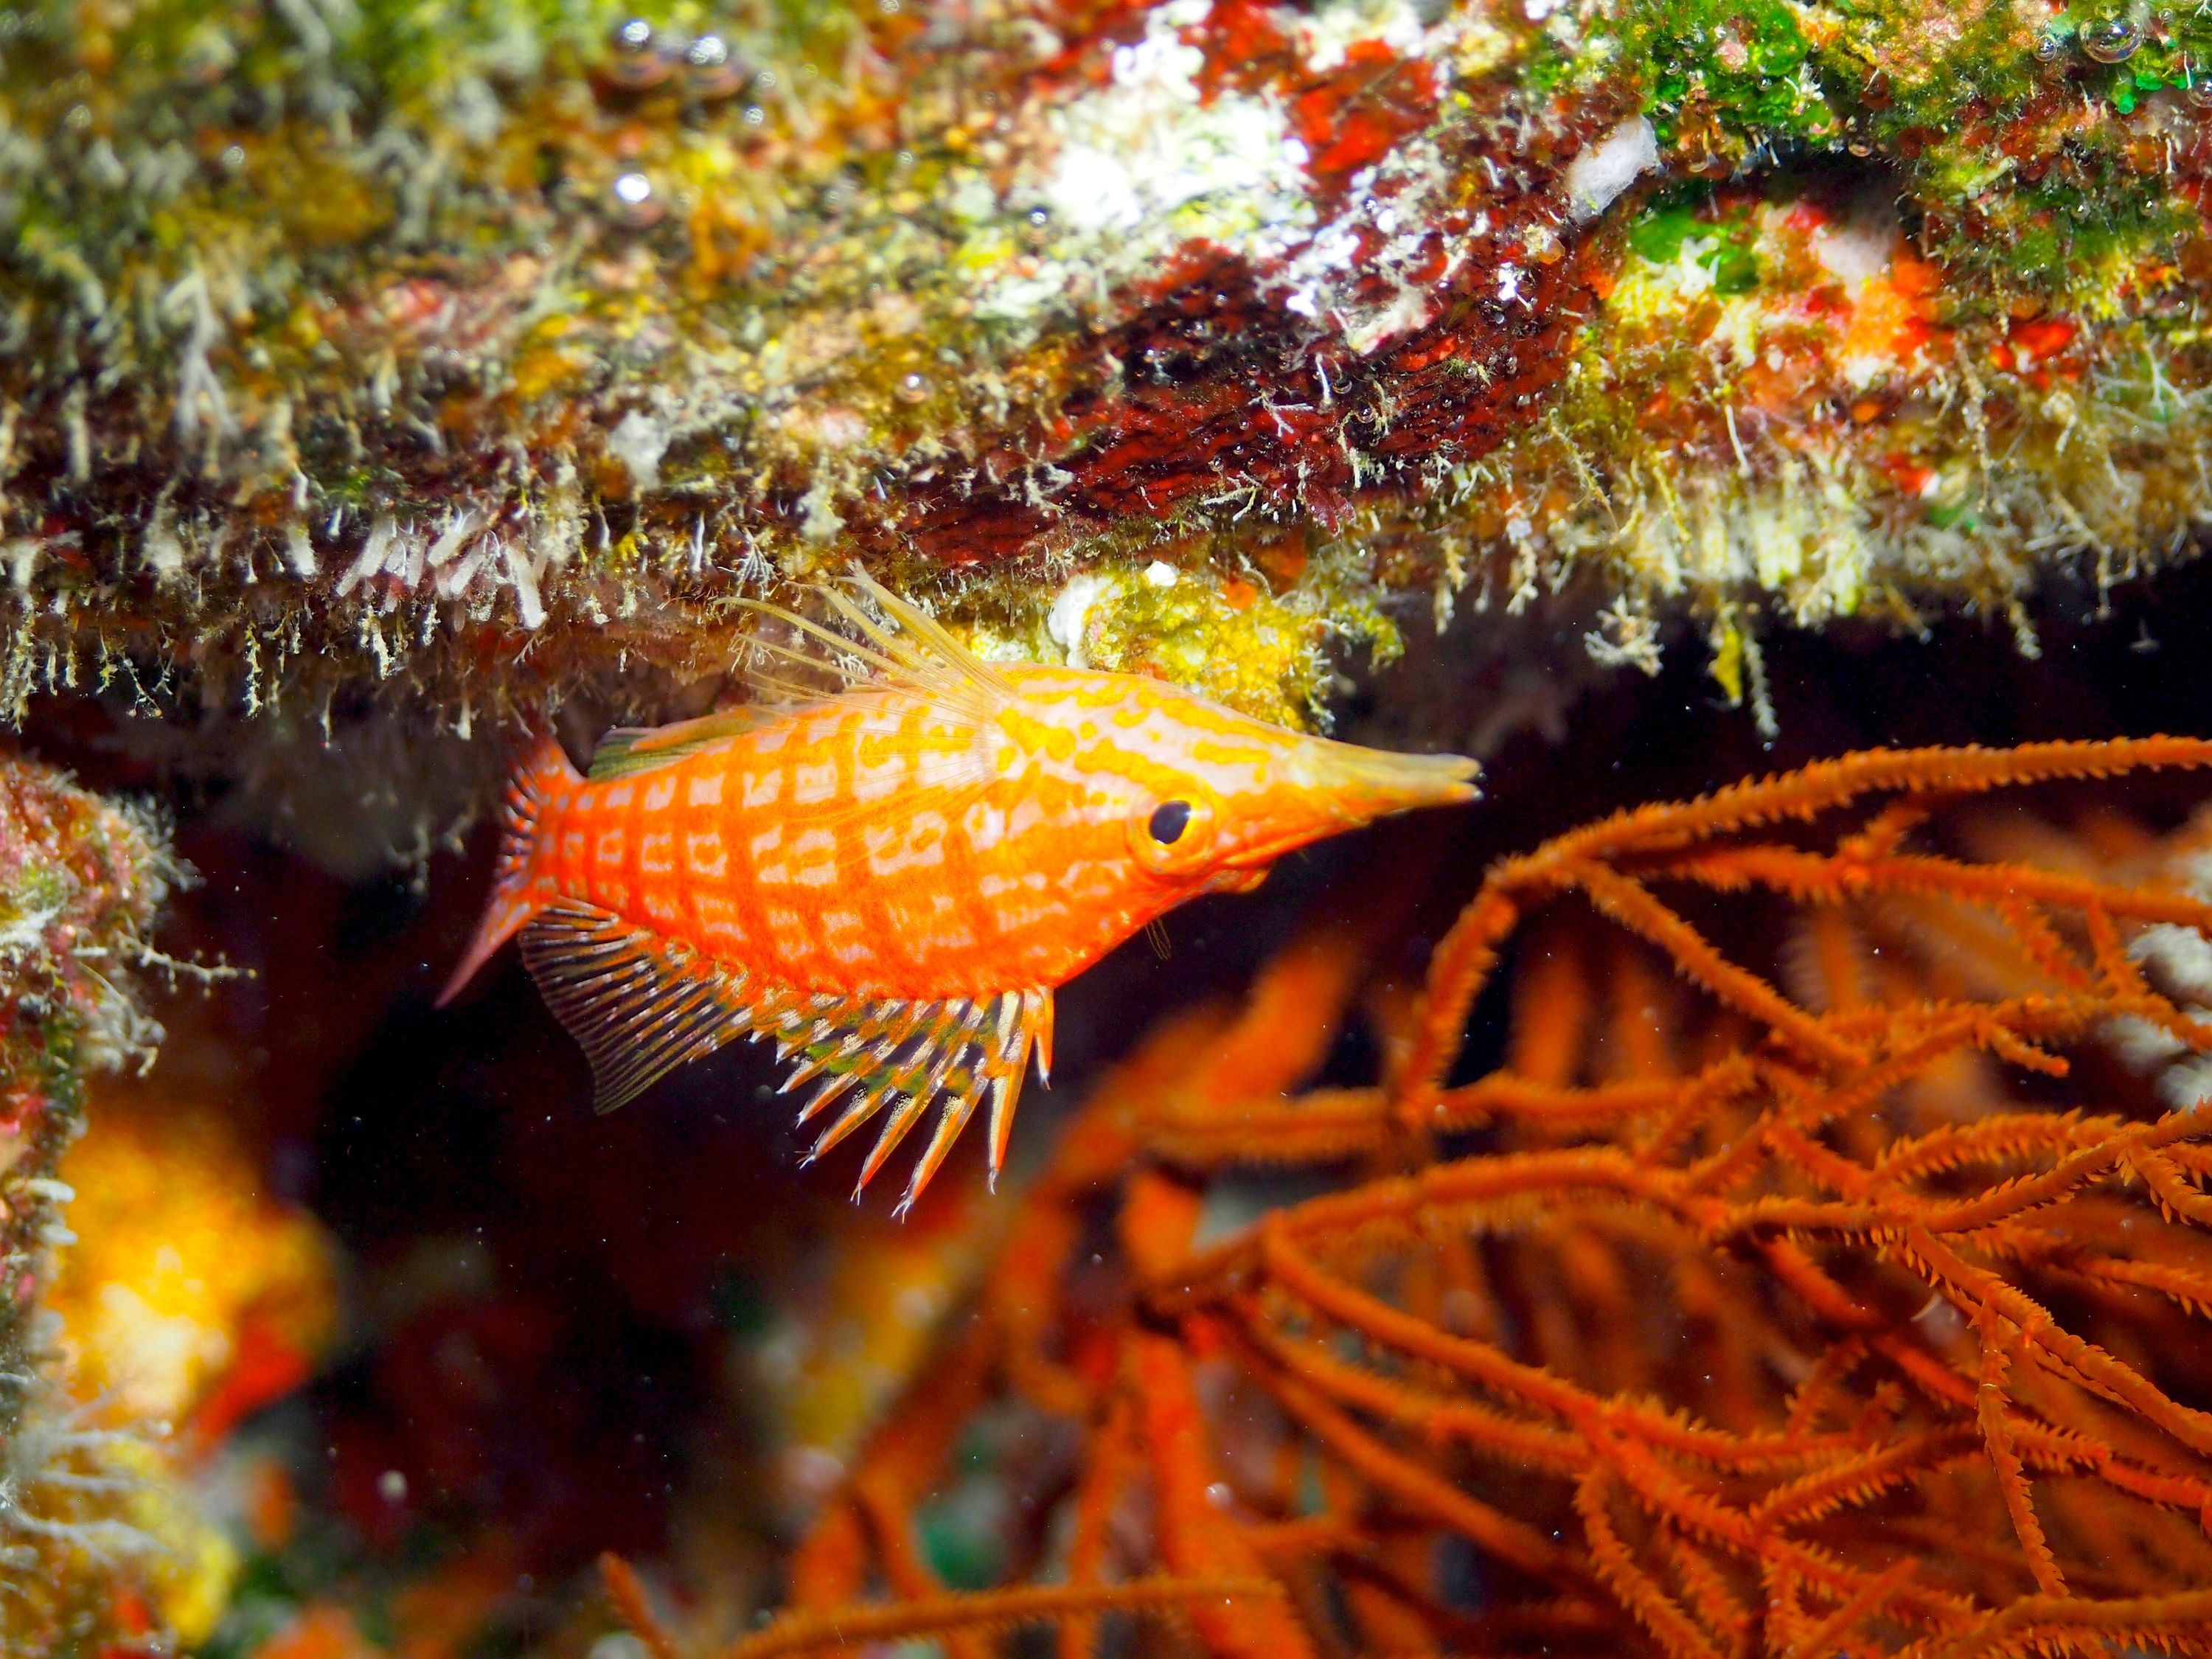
[442,576,1478,1209]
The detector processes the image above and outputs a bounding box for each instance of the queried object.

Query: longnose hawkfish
[440,573,1478,1211]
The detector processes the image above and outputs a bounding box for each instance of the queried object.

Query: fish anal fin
[778,988,1050,1214]
[984,989,1048,1192]
[588,707,781,782]
[519,905,1051,1210]
[806,1079,897,1166]
[521,902,752,1112]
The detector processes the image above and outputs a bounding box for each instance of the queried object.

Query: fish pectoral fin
[587,707,782,781]
[520,902,757,1112]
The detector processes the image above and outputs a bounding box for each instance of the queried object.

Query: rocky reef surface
[0,750,189,1655]
[2,0,2210,739]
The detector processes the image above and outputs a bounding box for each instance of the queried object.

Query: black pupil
[1148,801,1192,844]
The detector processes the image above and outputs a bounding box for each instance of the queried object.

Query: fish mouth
[1221,743,1481,868]
[1312,742,1482,807]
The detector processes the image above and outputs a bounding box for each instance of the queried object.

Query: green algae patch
[1621,0,1822,142]
[1625,201,1763,296]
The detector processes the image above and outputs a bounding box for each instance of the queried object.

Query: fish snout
[1316,742,1483,822]
[1223,741,1481,867]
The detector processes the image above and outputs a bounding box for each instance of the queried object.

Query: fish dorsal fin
[776,985,1051,1213]
[831,568,1019,703]
[521,902,817,1112]
[588,706,782,782]
[737,566,1015,724]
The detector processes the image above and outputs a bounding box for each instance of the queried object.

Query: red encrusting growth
[882,13,1604,571]
[894,237,1593,566]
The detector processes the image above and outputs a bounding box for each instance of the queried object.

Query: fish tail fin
[438,728,580,1006]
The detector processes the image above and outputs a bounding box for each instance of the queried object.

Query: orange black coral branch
[630,738,2212,1658]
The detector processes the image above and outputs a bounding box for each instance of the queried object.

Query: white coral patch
[1810,198,1902,293]
[1564,116,1658,222]
[1806,196,1912,388]
[1297,0,1429,71]
[1047,571,1119,667]
[608,409,670,495]
[1039,29,1307,238]
[1343,285,1438,355]
[981,4,1315,321]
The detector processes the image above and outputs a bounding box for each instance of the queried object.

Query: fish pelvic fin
[437,730,580,1007]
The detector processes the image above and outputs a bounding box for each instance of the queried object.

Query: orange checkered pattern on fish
[441,573,1478,1211]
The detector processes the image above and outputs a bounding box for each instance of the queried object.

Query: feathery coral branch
[642,740,2212,1658]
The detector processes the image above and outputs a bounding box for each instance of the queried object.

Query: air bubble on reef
[685,35,753,100]
[611,171,664,227]
[603,17,678,89]
[2081,15,2144,63]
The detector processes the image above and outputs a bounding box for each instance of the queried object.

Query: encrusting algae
[442,571,1476,1208]
[7,0,2212,741]
[0,748,200,1656]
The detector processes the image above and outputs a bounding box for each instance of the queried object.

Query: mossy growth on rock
[1,0,2209,749]
[0,751,181,1655]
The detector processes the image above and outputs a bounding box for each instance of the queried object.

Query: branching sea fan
[605,736,2212,1659]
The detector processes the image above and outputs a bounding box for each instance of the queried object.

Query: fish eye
[1128,790,1216,876]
